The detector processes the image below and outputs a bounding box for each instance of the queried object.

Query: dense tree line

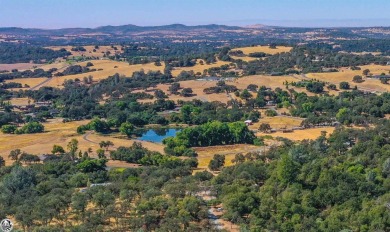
[0,68,57,82]
[163,121,256,156]
[292,90,390,126]
[0,44,70,63]
[213,123,390,231]
[243,46,390,75]
[0,144,211,231]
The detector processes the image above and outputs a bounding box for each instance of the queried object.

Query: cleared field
[257,127,335,141]
[305,64,390,92]
[46,45,123,58]
[5,59,230,89]
[5,77,48,88]
[232,45,293,55]
[37,61,71,71]
[194,144,262,169]
[139,79,233,103]
[171,59,231,77]
[0,63,42,71]
[0,119,164,166]
[43,60,165,88]
[233,74,298,90]
[9,97,30,106]
[140,74,300,104]
[249,116,303,131]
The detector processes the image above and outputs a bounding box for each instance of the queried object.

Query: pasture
[304,64,390,93]
[41,60,164,88]
[249,116,303,131]
[171,59,231,76]
[9,97,30,106]
[0,119,164,166]
[139,74,300,104]
[194,144,262,170]
[5,77,48,88]
[46,45,123,58]
[0,63,42,71]
[256,127,335,141]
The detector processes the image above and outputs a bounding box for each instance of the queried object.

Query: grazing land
[194,144,262,169]
[5,77,48,88]
[249,116,303,131]
[0,119,164,166]
[46,45,123,58]
[171,59,231,76]
[256,127,335,141]
[0,63,42,71]
[1,22,390,231]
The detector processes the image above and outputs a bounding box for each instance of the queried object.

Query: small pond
[137,128,180,143]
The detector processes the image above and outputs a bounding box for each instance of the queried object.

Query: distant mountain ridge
[0,24,244,36]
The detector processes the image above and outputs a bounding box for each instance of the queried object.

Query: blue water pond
[137,128,180,143]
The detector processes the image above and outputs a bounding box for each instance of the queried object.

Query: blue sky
[1,0,389,28]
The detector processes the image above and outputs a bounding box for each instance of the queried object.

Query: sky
[1,0,390,28]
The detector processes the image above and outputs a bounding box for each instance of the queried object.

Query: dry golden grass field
[4,58,232,88]
[256,127,335,141]
[5,77,48,88]
[232,45,293,55]
[0,63,42,71]
[0,119,164,166]
[194,144,262,170]
[171,59,231,76]
[249,116,303,131]
[43,60,165,88]
[9,97,30,106]
[305,64,390,92]
[46,45,123,58]
[139,79,233,103]
[139,74,301,104]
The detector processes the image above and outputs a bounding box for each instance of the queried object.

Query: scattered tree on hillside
[353,75,363,83]
[209,154,225,171]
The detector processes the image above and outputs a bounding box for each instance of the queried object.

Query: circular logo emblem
[0,219,13,232]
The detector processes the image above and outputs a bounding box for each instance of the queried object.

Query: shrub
[339,81,350,90]
[352,75,363,83]
[265,109,277,117]
[1,124,17,134]
[20,122,44,134]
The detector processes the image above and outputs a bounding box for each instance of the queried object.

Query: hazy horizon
[1,0,390,29]
[2,18,390,30]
